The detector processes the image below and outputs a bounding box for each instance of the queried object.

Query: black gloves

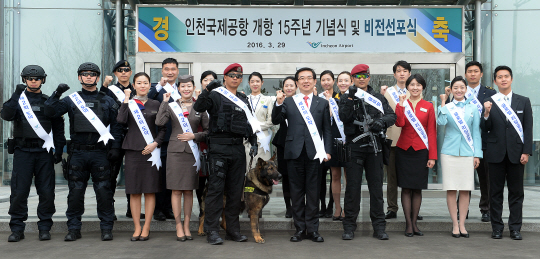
[370,119,385,132]
[56,83,70,95]
[249,144,258,157]
[14,84,26,97]
[348,85,357,97]
[206,79,222,92]
[107,148,121,162]
[54,151,63,164]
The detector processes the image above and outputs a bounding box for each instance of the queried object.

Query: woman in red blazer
[394,74,437,237]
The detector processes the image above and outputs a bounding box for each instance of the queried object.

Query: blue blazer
[437,101,483,158]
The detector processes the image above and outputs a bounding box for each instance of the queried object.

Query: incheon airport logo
[307,41,322,48]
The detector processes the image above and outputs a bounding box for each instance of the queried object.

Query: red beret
[223,63,243,75]
[351,64,370,75]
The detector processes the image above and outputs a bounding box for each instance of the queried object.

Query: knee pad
[69,165,89,182]
[91,165,111,182]
[212,159,227,179]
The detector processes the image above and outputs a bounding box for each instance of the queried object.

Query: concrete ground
[1,230,538,259]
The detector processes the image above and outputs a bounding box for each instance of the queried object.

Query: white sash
[128,100,162,169]
[402,101,429,150]
[465,86,483,117]
[256,130,272,153]
[68,92,115,145]
[491,93,524,143]
[354,88,384,114]
[163,83,181,101]
[446,103,475,153]
[18,92,55,152]
[386,86,400,105]
[169,102,201,171]
[293,95,327,163]
[108,85,126,102]
[328,98,346,141]
[213,87,262,133]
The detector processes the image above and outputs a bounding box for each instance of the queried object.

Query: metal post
[475,0,481,62]
[115,0,122,62]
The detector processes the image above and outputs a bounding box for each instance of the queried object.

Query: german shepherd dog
[198,155,282,244]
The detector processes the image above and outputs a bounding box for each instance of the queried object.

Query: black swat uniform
[44,62,123,241]
[193,80,258,245]
[2,65,66,242]
[338,85,396,240]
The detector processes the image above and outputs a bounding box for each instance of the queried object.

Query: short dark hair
[162,58,178,68]
[405,74,426,90]
[465,61,483,73]
[282,76,296,88]
[450,76,467,88]
[320,70,335,80]
[249,72,263,82]
[133,72,150,83]
[393,60,411,73]
[295,67,316,81]
[494,65,513,81]
[337,71,352,80]
[200,70,217,83]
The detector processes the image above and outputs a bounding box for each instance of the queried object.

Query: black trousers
[489,153,524,232]
[287,146,321,233]
[155,142,172,214]
[343,148,386,232]
[9,149,56,232]
[276,146,290,200]
[66,150,114,230]
[319,164,334,213]
[195,176,208,217]
[477,157,490,213]
[204,143,246,233]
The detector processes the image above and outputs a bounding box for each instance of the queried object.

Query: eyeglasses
[80,72,98,77]
[26,77,42,82]
[227,73,243,79]
[298,76,314,81]
[116,67,131,73]
[353,74,370,79]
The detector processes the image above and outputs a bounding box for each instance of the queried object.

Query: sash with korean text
[68,92,114,145]
[354,88,384,114]
[446,103,475,152]
[18,92,54,151]
[108,85,126,102]
[386,86,400,105]
[163,83,181,101]
[293,95,327,163]
[466,86,483,117]
[403,101,429,150]
[128,100,162,169]
[169,102,201,171]
[328,98,346,141]
[213,86,261,133]
[491,93,523,143]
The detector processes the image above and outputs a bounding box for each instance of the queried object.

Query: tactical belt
[15,138,45,148]
[71,143,107,151]
[208,137,243,145]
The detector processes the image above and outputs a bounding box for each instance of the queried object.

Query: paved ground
[1,230,538,259]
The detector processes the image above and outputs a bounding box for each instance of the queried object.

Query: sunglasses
[80,72,98,77]
[116,67,131,73]
[353,74,370,79]
[26,77,43,82]
[227,73,243,79]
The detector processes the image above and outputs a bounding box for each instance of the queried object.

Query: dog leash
[242,155,255,202]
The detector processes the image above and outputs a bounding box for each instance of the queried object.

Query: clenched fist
[445,86,451,96]
[276,90,285,105]
[56,84,70,95]
[123,88,131,103]
[380,85,388,95]
[159,77,168,86]
[440,94,448,107]
[484,101,492,117]
[103,75,113,87]
[163,92,172,103]
[323,90,331,100]
[399,94,407,106]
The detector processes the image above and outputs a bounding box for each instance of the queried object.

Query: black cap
[112,60,131,73]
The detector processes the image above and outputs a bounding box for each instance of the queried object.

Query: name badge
[263,105,268,109]
[86,103,94,108]
[517,110,523,114]
[420,108,427,112]
[234,107,243,112]
[31,106,41,112]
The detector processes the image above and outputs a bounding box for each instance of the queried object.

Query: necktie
[504,96,509,104]
[456,102,465,108]
[304,95,309,108]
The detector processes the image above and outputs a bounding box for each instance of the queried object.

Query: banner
[138,6,462,53]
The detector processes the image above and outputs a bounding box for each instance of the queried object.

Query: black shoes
[8,231,24,242]
[126,210,145,219]
[206,231,224,245]
[332,209,344,221]
[510,230,522,240]
[39,230,51,241]
[164,210,175,220]
[153,211,166,221]
[481,212,490,222]
[491,229,503,239]
[342,230,354,240]
[385,211,397,219]
[101,229,113,241]
[417,215,424,220]
[64,229,82,241]
[452,232,460,238]
[285,208,293,218]
[225,232,248,242]
[309,231,324,242]
[290,230,305,242]
[413,231,424,236]
[317,209,326,218]
[405,232,414,237]
[373,231,389,240]
[324,210,333,218]
[460,232,469,238]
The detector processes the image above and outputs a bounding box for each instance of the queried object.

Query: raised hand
[276,90,285,105]
[484,101,492,117]
[380,85,388,95]
[163,92,171,103]
[323,90,331,100]
[123,88,131,103]
[56,83,70,95]
[445,86,451,97]
[159,77,168,86]
[103,75,113,87]
[14,84,26,96]
[440,94,448,107]
[399,94,407,106]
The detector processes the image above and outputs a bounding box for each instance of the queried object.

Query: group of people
[2,58,532,244]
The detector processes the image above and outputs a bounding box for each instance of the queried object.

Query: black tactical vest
[13,95,52,139]
[210,94,251,138]
[70,91,108,134]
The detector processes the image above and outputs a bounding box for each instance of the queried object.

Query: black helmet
[77,62,101,76]
[21,65,47,84]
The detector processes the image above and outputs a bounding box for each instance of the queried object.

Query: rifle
[351,98,379,155]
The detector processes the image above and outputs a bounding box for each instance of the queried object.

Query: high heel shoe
[130,235,140,241]
[451,232,460,238]
[139,233,150,241]
[460,232,469,238]
[332,209,344,221]
[177,236,186,242]
[413,231,424,236]
[404,232,414,237]
[186,236,193,240]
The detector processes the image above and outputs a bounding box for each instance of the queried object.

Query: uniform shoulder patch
[112,103,119,110]
[485,85,494,90]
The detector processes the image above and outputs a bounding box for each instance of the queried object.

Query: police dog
[197,155,281,244]
[243,155,282,243]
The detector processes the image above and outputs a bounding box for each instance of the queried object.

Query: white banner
[68,92,114,145]
[293,95,327,163]
[491,93,523,143]
[18,92,55,152]
[213,87,261,133]
[446,102,474,153]
[128,100,162,169]
[169,102,201,171]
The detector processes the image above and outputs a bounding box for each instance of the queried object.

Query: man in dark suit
[272,67,332,242]
[146,57,180,221]
[481,65,533,240]
[463,61,496,222]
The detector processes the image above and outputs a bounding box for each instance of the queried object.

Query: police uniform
[338,64,396,240]
[44,62,123,241]
[193,63,257,244]
[1,65,66,242]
